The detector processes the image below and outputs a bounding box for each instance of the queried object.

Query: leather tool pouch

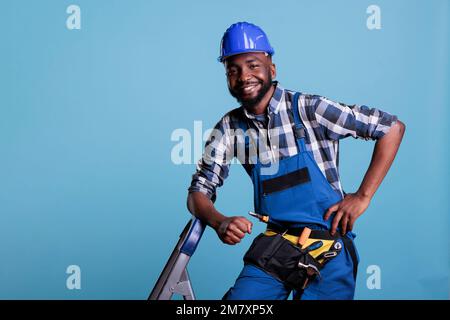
[243,233,337,290]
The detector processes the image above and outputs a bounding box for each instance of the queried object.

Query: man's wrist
[210,212,227,230]
[355,189,373,200]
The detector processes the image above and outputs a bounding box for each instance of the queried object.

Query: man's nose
[238,68,252,83]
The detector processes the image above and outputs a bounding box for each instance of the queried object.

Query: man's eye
[227,69,237,75]
[249,64,259,69]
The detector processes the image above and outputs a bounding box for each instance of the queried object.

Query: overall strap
[291,92,307,153]
[342,236,359,280]
[236,115,255,176]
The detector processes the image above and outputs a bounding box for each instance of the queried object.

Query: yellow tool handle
[297,227,311,247]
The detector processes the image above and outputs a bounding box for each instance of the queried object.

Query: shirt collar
[242,81,285,119]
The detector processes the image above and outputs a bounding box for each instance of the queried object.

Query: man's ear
[271,63,277,79]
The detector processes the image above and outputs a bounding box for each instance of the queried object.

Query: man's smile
[237,82,261,95]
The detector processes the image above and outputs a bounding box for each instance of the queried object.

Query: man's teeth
[242,84,258,92]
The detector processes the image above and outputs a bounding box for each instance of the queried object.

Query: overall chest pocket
[261,167,311,196]
[259,165,320,221]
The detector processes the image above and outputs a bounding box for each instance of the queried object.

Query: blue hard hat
[218,22,275,63]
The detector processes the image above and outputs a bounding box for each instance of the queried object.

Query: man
[187,22,405,300]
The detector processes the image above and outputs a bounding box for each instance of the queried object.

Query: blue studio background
[1,0,448,299]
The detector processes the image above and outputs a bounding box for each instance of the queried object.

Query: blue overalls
[223,92,359,300]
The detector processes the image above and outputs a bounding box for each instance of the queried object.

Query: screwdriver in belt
[248,211,269,223]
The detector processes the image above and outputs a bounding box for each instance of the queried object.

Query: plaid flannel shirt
[188,82,397,200]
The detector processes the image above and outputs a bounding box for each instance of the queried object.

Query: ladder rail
[149,216,206,300]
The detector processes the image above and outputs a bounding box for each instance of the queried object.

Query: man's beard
[229,74,273,109]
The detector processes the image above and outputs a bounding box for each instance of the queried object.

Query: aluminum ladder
[148,216,206,300]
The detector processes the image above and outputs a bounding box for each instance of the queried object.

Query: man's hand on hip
[216,216,253,245]
[324,193,371,236]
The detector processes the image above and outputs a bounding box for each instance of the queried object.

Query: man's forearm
[187,192,226,230]
[357,120,406,199]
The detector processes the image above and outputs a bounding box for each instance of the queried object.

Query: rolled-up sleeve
[313,96,398,141]
[188,116,234,201]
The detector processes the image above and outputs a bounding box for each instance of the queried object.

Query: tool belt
[243,223,344,291]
